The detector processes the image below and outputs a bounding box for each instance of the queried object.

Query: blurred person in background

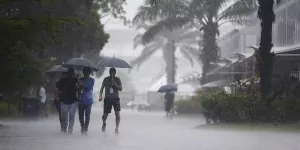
[164,92,174,120]
[99,67,122,134]
[78,67,95,134]
[38,82,48,119]
[58,68,78,134]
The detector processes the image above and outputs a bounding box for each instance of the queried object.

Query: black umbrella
[46,65,68,73]
[62,57,98,71]
[158,84,178,93]
[98,56,131,68]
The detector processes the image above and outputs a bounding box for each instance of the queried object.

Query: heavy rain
[1,0,300,150]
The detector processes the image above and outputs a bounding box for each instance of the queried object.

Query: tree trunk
[164,40,176,84]
[200,21,220,84]
[257,0,275,96]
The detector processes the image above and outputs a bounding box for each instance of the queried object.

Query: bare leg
[115,112,120,134]
[102,113,108,132]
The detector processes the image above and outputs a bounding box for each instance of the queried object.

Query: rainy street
[1,105,300,150]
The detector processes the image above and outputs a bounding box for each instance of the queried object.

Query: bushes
[175,99,202,114]
[201,92,300,123]
[0,102,19,116]
[176,88,300,123]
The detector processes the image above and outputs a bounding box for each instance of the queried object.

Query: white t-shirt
[39,87,46,103]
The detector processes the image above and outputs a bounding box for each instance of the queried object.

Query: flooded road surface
[1,105,300,150]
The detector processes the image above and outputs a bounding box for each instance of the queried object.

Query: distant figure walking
[99,67,122,134]
[38,82,47,119]
[58,68,78,134]
[78,67,95,134]
[164,92,174,120]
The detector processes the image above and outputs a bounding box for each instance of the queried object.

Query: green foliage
[0,0,126,103]
[0,102,18,116]
[175,98,202,114]
[177,86,300,123]
[98,0,129,25]
[200,92,300,123]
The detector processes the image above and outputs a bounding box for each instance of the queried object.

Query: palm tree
[133,0,257,82]
[131,24,200,84]
[256,0,278,96]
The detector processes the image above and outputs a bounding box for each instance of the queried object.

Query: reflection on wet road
[1,106,300,150]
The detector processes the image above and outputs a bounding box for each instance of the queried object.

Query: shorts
[104,98,121,113]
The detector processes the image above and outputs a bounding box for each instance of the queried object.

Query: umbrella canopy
[98,57,131,68]
[46,65,67,73]
[62,57,98,71]
[158,84,178,93]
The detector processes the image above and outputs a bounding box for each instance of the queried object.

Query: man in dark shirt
[57,68,79,134]
[54,72,66,132]
[99,67,122,134]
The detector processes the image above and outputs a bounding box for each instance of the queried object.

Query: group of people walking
[54,67,122,134]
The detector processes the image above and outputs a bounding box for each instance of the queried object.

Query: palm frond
[133,0,190,26]
[218,0,257,22]
[130,44,161,70]
[176,30,201,43]
[132,5,158,25]
[141,17,192,45]
[133,31,166,49]
[133,33,143,49]
[180,48,194,67]
[181,45,199,56]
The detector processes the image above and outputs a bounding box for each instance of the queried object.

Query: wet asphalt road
[1,105,300,150]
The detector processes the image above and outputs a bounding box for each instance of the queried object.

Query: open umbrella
[62,57,98,71]
[98,56,131,68]
[158,84,178,93]
[46,65,67,73]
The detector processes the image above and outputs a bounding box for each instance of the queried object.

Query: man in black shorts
[99,67,122,134]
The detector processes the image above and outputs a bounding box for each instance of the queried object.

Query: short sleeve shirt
[102,76,122,100]
[39,87,46,103]
[58,77,78,104]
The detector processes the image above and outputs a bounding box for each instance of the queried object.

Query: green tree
[131,24,200,84]
[0,0,127,103]
[133,0,256,81]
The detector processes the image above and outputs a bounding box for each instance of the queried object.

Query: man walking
[78,67,95,134]
[99,67,122,134]
[58,68,78,134]
[54,72,66,132]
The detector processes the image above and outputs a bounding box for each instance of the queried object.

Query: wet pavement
[1,105,300,150]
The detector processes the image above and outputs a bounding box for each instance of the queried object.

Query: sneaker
[101,123,106,132]
[61,128,67,133]
[115,129,119,134]
[68,130,73,135]
[81,128,85,134]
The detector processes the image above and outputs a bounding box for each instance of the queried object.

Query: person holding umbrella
[77,67,95,134]
[99,67,122,134]
[54,72,67,132]
[164,91,175,120]
[58,68,79,134]
[158,84,177,120]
